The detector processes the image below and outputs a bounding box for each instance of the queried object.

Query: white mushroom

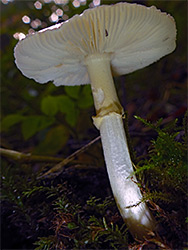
[14,2,176,239]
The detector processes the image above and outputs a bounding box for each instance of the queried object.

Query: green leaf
[65,110,79,127]
[34,125,69,155]
[78,85,93,109]
[57,95,78,127]
[64,86,81,99]
[36,116,55,131]
[21,115,55,140]
[57,95,74,113]
[1,114,24,131]
[41,96,58,116]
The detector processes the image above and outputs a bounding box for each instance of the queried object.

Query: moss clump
[134,114,187,248]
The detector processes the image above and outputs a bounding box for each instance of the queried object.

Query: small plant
[133,115,187,247]
[34,236,56,250]
[34,195,128,250]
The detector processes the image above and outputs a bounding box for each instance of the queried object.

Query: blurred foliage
[0,0,187,249]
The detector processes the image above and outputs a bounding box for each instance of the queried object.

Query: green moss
[133,114,187,247]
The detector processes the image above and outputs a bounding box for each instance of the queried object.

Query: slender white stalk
[85,53,156,239]
[85,54,123,126]
[99,112,155,239]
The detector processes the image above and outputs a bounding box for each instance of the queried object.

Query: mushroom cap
[14,2,176,86]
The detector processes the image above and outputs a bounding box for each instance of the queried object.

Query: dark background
[1,0,187,249]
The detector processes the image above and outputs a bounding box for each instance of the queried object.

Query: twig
[0,148,63,163]
[39,136,101,178]
[1,136,100,177]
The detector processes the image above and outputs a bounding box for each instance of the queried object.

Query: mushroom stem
[85,54,123,125]
[99,113,156,239]
[85,53,156,239]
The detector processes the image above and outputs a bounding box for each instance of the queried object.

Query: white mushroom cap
[14,2,176,86]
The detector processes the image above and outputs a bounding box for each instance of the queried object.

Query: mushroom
[14,2,176,239]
